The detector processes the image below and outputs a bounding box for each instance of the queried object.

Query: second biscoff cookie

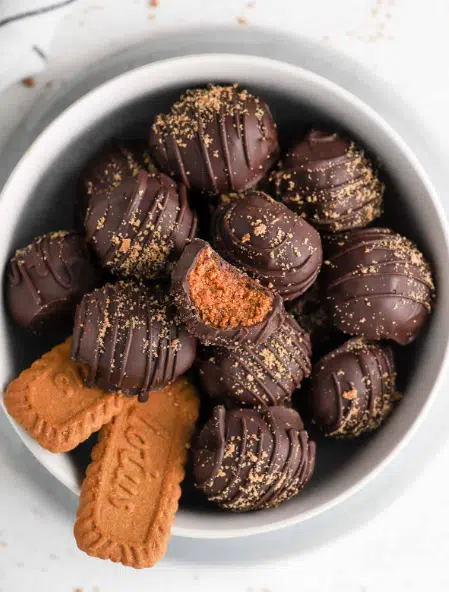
[74,377,200,568]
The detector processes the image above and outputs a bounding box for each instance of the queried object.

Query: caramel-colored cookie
[74,377,199,568]
[4,339,127,453]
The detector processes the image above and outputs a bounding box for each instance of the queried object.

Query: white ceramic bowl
[1,54,449,540]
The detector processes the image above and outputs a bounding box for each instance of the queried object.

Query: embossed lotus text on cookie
[74,377,199,568]
[3,339,126,453]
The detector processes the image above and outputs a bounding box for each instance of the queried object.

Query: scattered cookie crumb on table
[21,77,35,88]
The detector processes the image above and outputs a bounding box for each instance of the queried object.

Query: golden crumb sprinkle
[152,85,267,143]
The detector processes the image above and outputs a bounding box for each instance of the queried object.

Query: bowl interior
[1,54,448,539]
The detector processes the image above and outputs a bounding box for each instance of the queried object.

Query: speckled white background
[1,1,449,590]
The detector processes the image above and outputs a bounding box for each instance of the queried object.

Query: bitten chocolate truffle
[212,191,322,300]
[85,170,197,281]
[171,239,285,348]
[6,231,99,331]
[149,85,279,195]
[193,405,315,511]
[271,129,384,233]
[71,282,197,401]
[306,337,398,437]
[75,138,156,226]
[197,314,312,408]
[324,228,435,345]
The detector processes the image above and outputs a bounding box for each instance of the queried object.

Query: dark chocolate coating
[71,282,197,400]
[75,138,157,228]
[193,405,316,511]
[6,231,100,331]
[323,227,435,345]
[197,314,311,408]
[271,130,384,233]
[85,170,197,281]
[171,239,285,348]
[306,337,398,437]
[287,282,336,355]
[212,191,322,300]
[149,85,279,195]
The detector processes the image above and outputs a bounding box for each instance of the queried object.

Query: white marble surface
[1,0,449,590]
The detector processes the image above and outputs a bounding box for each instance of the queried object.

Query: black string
[0,0,76,29]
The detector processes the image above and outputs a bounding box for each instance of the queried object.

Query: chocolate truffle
[212,191,322,300]
[6,231,99,331]
[197,314,312,408]
[85,170,197,281]
[306,337,398,437]
[149,85,279,195]
[171,239,285,348]
[193,405,316,511]
[324,228,435,345]
[271,130,384,233]
[75,138,156,226]
[71,282,197,401]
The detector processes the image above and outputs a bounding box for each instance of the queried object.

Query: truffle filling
[188,249,273,329]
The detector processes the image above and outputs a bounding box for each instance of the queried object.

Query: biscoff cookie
[4,338,127,453]
[74,377,199,568]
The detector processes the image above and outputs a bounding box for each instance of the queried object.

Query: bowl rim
[2,52,449,539]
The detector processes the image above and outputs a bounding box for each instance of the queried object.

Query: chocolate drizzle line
[218,103,234,191]
[197,110,218,192]
[12,262,43,305]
